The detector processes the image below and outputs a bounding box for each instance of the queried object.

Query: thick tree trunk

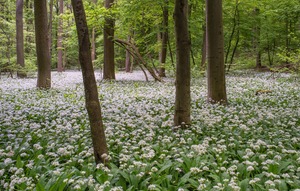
[57,0,64,72]
[206,0,227,104]
[34,0,51,88]
[16,0,26,78]
[159,0,168,77]
[174,0,191,127]
[103,0,115,79]
[71,0,109,164]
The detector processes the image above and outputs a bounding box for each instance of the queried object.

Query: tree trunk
[158,0,168,77]
[103,0,115,79]
[125,35,132,73]
[91,0,97,62]
[16,0,26,78]
[225,0,239,66]
[253,8,262,69]
[34,0,51,89]
[200,24,207,69]
[48,0,54,53]
[174,0,191,127]
[206,0,227,104]
[57,0,64,72]
[71,0,109,165]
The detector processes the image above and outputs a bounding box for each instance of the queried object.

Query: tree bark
[206,0,227,104]
[174,0,191,127]
[158,0,168,77]
[103,0,115,79]
[253,8,262,69]
[200,24,207,69]
[57,0,64,72]
[16,0,26,78]
[91,0,97,62]
[71,0,109,164]
[34,0,51,88]
[48,0,54,53]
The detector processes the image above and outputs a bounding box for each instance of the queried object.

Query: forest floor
[0,70,300,191]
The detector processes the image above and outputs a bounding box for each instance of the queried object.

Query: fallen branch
[114,39,162,82]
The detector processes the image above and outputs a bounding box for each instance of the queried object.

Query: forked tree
[71,0,109,164]
[34,0,51,88]
[174,0,191,126]
[206,0,227,104]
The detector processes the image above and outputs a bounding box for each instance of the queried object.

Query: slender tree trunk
[48,0,54,53]
[201,24,207,69]
[16,0,26,78]
[91,0,97,62]
[227,30,239,72]
[71,0,109,165]
[159,0,168,77]
[103,0,115,79]
[34,0,51,88]
[174,0,191,127]
[91,28,96,62]
[285,17,290,65]
[253,8,262,69]
[206,0,227,104]
[227,5,240,72]
[125,35,132,72]
[57,0,64,72]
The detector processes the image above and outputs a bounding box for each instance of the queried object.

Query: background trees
[2,0,300,76]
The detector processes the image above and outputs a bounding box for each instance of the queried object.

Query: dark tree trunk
[103,0,115,79]
[57,0,64,72]
[34,0,51,88]
[174,0,191,126]
[16,0,26,78]
[206,0,227,104]
[158,0,169,77]
[71,0,109,165]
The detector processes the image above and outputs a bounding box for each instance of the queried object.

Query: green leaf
[188,178,199,188]
[16,155,24,168]
[209,174,221,182]
[157,161,172,174]
[179,172,191,185]
[239,178,249,191]
[36,182,46,191]
[278,180,288,191]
